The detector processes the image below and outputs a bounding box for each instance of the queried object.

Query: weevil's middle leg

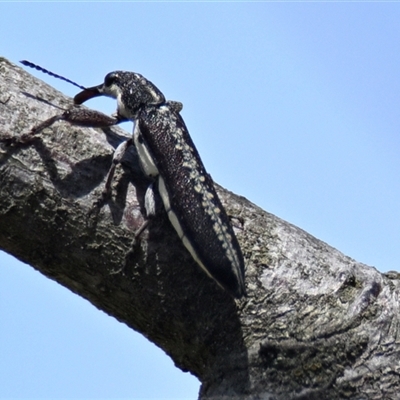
[88,139,133,231]
[90,138,134,217]
[125,180,161,265]
[103,139,133,196]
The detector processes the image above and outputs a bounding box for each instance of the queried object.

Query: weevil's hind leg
[125,180,160,266]
[130,181,158,246]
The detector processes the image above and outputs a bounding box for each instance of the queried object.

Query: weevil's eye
[104,72,118,87]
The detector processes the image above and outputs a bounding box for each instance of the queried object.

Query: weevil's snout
[74,72,123,105]
[74,84,103,105]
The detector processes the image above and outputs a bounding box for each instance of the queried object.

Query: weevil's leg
[25,107,128,202]
[143,180,158,219]
[90,138,134,222]
[1,114,65,146]
[127,181,159,260]
[2,106,123,147]
[132,181,157,240]
[228,214,245,229]
[63,107,126,128]
[124,183,154,267]
[29,114,64,136]
[102,138,133,198]
[62,107,129,201]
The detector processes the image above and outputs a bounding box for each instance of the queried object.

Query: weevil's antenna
[20,60,86,90]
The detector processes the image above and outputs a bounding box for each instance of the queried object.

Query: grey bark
[1,56,399,399]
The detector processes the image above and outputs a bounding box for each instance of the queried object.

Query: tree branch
[1,57,399,399]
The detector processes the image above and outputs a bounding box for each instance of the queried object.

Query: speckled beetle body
[22,64,246,298]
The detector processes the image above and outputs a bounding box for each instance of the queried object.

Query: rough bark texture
[1,57,400,399]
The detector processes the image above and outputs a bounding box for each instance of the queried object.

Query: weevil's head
[74,71,166,119]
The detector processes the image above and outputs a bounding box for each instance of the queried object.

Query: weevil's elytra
[138,108,246,297]
[21,62,246,298]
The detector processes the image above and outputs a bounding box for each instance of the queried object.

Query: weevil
[19,62,246,298]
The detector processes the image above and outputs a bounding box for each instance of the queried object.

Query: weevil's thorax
[102,71,165,120]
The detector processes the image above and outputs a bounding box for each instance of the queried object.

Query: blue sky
[1,2,400,399]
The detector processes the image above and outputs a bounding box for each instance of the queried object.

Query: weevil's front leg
[62,107,128,128]
[30,107,122,137]
[1,114,65,146]
[29,114,65,136]
[2,106,124,146]
[57,107,131,205]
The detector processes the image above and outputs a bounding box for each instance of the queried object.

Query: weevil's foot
[86,189,113,229]
[0,136,18,147]
[20,132,38,143]
[133,220,149,241]
[87,198,104,228]
[228,214,245,229]
[100,187,113,202]
[0,133,36,147]
[91,188,112,213]
[123,219,150,267]
[110,219,150,274]
[87,201,103,227]
[127,222,147,254]
[129,236,138,248]
[125,245,136,263]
